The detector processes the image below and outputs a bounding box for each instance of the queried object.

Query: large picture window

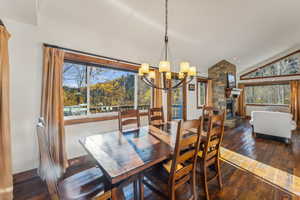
[245,84,290,105]
[63,61,151,118]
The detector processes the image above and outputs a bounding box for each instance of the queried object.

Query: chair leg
[192,172,197,200]
[216,159,222,190]
[203,167,210,200]
[133,180,138,200]
[138,174,144,200]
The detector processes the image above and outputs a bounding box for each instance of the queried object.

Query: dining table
[79,121,207,200]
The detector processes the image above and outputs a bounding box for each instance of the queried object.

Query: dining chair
[202,105,221,132]
[144,118,202,200]
[198,112,225,200]
[118,109,140,132]
[148,107,165,126]
[36,117,113,200]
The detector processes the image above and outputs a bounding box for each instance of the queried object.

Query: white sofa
[249,111,296,142]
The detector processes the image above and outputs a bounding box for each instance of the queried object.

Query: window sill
[64,111,148,126]
[246,104,289,107]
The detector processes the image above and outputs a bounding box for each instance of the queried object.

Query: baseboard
[13,168,38,185]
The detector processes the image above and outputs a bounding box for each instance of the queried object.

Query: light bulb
[180,62,190,73]
[141,63,149,74]
[166,72,172,80]
[188,66,196,76]
[178,72,185,79]
[149,71,156,79]
[159,61,170,72]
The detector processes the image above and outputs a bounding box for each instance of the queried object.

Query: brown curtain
[0,22,13,200]
[40,47,68,195]
[237,83,246,117]
[290,80,300,128]
[153,69,162,108]
[206,80,213,107]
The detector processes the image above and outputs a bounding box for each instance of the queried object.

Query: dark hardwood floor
[13,120,300,200]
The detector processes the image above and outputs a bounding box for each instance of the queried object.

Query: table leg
[112,187,118,200]
[138,174,144,200]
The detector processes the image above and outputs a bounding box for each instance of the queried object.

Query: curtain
[237,84,246,117]
[206,80,213,107]
[153,69,162,108]
[0,21,13,200]
[290,80,300,128]
[40,47,67,196]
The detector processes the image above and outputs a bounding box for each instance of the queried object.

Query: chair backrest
[202,112,225,167]
[169,118,202,196]
[148,107,165,126]
[202,105,219,131]
[118,109,140,132]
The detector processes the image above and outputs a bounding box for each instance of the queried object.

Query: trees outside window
[63,61,151,118]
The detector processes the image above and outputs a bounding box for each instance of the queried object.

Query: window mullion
[134,74,138,109]
[87,66,91,116]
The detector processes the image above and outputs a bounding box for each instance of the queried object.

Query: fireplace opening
[226,99,235,119]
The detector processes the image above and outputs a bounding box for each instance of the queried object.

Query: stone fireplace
[208,60,239,127]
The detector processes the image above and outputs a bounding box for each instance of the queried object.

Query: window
[241,50,300,80]
[197,79,207,108]
[63,61,151,118]
[245,84,290,105]
[172,79,183,120]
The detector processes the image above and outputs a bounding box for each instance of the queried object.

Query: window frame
[244,81,290,107]
[196,78,208,109]
[63,52,153,125]
[240,50,300,80]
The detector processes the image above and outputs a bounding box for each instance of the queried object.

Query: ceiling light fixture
[138,0,196,90]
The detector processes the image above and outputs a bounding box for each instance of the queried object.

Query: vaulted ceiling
[1,0,300,73]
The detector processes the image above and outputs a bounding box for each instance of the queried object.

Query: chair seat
[58,167,109,200]
[163,160,183,173]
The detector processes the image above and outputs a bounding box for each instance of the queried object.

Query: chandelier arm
[169,76,194,90]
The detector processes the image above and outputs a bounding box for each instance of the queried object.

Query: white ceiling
[0,0,38,25]
[2,0,300,73]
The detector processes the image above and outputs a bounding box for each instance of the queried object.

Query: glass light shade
[138,68,144,76]
[166,72,172,80]
[159,61,170,72]
[149,71,156,79]
[141,63,150,74]
[188,66,196,76]
[178,72,185,79]
[180,62,190,73]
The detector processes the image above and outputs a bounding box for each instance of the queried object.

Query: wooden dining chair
[148,107,165,126]
[118,109,140,132]
[144,118,202,200]
[36,118,113,200]
[197,112,225,200]
[202,105,218,131]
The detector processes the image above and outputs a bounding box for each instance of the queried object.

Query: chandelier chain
[164,0,168,60]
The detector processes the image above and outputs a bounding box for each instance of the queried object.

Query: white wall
[5,17,199,173]
[186,78,202,120]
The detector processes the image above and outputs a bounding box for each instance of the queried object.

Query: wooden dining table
[80,121,207,200]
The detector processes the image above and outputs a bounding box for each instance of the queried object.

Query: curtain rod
[43,43,157,68]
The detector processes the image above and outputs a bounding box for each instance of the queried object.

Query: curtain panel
[153,69,162,108]
[290,80,300,128]
[0,23,13,200]
[40,47,68,196]
[237,84,246,117]
[206,80,213,107]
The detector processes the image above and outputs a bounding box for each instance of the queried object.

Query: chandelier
[138,0,197,90]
